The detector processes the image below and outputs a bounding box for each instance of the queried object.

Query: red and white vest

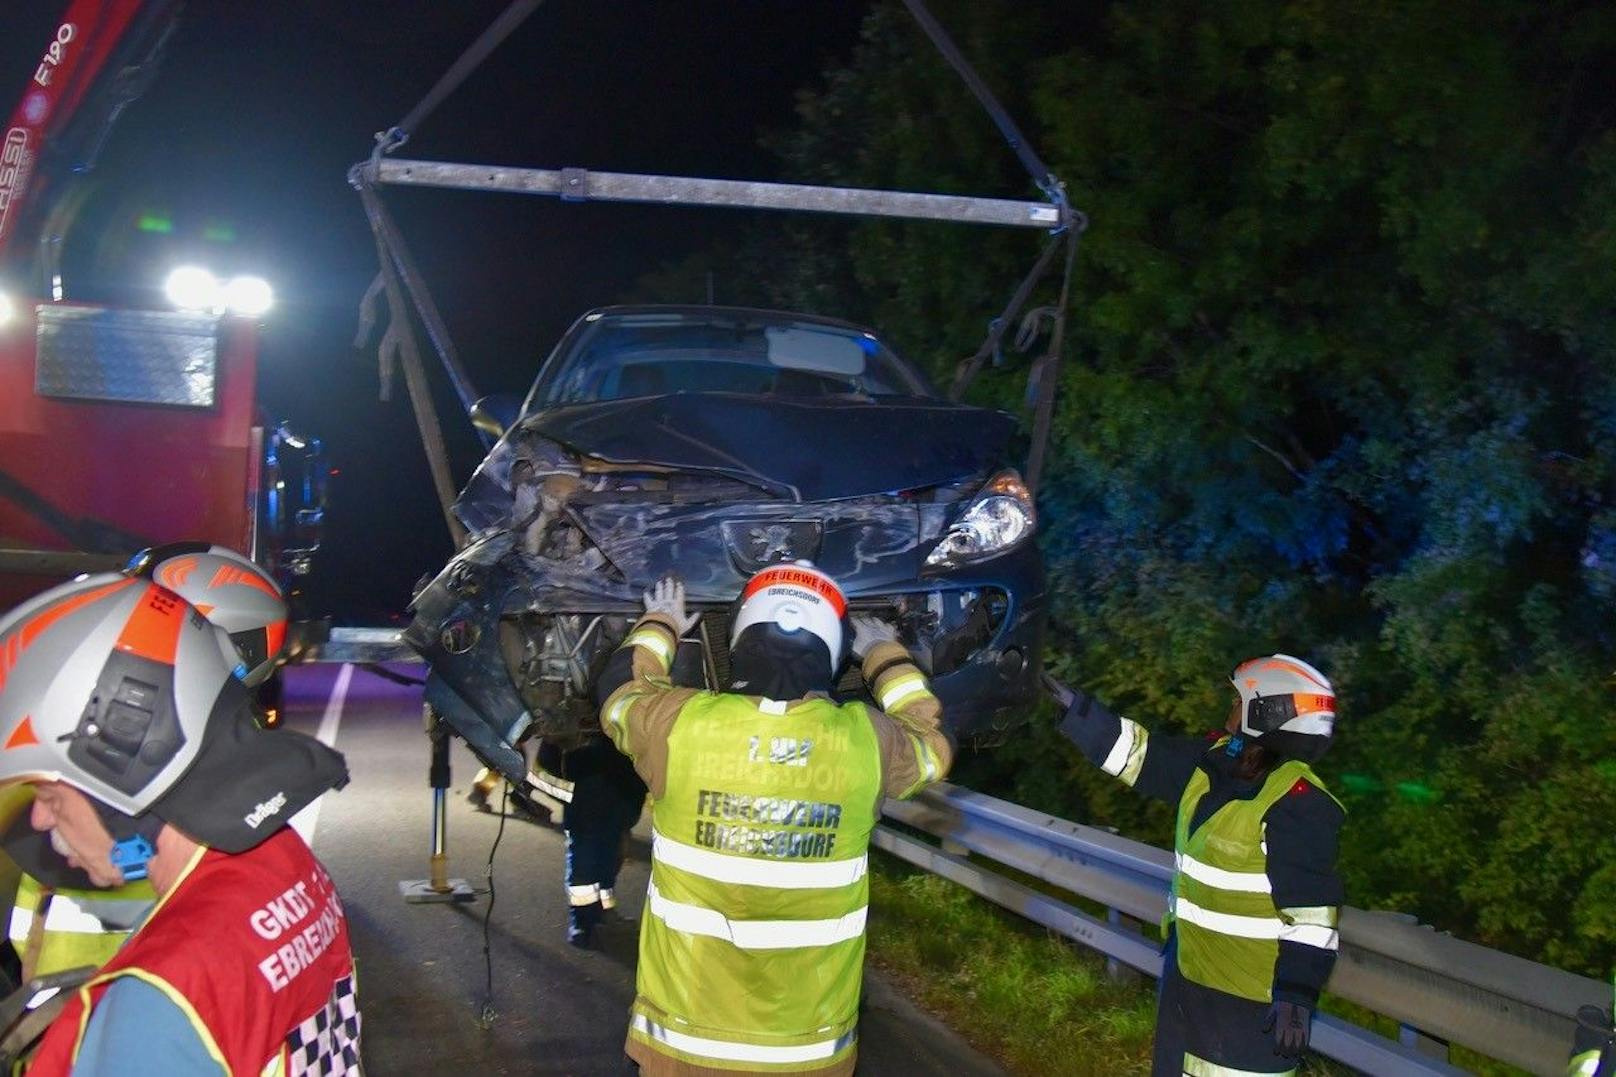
[30,828,359,1076]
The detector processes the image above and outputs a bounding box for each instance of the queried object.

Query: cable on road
[478,784,511,1029]
[357,663,426,687]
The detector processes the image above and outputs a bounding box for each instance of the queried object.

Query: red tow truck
[0,0,325,617]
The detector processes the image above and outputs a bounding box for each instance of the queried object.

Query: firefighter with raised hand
[595,562,951,1076]
[1050,655,1345,1076]
[0,574,357,1075]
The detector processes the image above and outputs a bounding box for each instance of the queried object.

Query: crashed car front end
[409,420,1043,786]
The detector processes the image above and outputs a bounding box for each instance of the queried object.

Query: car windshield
[532,312,932,407]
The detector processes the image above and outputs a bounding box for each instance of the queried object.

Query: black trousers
[559,738,646,929]
[1152,932,1296,1076]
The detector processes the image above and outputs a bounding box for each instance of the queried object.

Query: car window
[535,314,932,406]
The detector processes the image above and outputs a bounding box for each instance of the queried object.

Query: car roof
[575,304,886,339]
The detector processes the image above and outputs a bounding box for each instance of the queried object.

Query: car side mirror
[470,393,521,439]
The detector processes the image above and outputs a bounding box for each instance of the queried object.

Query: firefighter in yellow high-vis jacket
[595,562,952,1077]
[1053,656,1346,1076]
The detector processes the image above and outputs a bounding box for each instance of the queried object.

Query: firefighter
[0,574,356,1075]
[467,731,642,947]
[596,562,951,1076]
[536,733,648,948]
[1051,655,1345,1076]
[2,545,290,982]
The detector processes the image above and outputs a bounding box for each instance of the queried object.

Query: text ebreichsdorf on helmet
[0,575,346,873]
[729,561,848,682]
[125,542,288,687]
[1230,654,1336,762]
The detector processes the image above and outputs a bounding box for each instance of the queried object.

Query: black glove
[1043,672,1118,731]
[1263,1000,1311,1059]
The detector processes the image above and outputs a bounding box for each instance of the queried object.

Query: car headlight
[924,470,1035,569]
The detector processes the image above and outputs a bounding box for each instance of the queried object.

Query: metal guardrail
[875,782,1608,1076]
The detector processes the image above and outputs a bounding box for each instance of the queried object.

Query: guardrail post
[1398,1024,1450,1061]
[941,838,970,858]
[1105,908,1142,983]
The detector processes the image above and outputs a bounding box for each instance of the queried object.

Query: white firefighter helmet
[1230,654,1337,761]
[0,575,346,852]
[729,561,847,678]
[126,543,287,687]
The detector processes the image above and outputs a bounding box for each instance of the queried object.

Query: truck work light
[164,265,223,312]
[164,266,274,317]
[224,275,273,317]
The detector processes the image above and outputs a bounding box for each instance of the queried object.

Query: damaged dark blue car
[407,306,1046,784]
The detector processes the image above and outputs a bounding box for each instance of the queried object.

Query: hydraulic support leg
[399,705,477,903]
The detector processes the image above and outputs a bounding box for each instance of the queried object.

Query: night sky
[3,1,872,621]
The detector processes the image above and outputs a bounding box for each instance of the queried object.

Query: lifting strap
[355,183,468,549]
[358,184,486,439]
[347,2,548,549]
[948,232,1065,400]
[1023,230,1079,495]
[900,0,1069,213]
[377,0,545,156]
[900,0,1084,491]
[947,211,1082,495]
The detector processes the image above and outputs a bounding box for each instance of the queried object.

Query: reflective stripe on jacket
[1171,748,1342,1003]
[8,872,155,979]
[1182,1051,1295,1076]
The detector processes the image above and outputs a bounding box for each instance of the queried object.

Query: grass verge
[865,851,1157,1075]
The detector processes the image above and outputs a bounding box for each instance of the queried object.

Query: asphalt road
[284,662,1006,1076]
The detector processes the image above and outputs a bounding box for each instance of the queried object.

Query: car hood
[518,393,1015,501]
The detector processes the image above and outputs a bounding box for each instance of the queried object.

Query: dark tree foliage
[636,0,1616,975]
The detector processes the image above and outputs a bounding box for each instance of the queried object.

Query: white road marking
[291,662,353,846]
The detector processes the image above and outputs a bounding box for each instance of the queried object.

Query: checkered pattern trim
[285,974,362,1075]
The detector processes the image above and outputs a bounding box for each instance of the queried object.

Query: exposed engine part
[931,590,1008,677]
[499,613,631,743]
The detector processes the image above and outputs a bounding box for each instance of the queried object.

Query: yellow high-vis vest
[629,691,883,1073]
[1170,748,1342,1003]
[8,872,155,978]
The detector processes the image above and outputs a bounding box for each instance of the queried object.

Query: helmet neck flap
[728,623,837,700]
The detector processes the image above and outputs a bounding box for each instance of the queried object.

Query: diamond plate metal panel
[35,305,220,407]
